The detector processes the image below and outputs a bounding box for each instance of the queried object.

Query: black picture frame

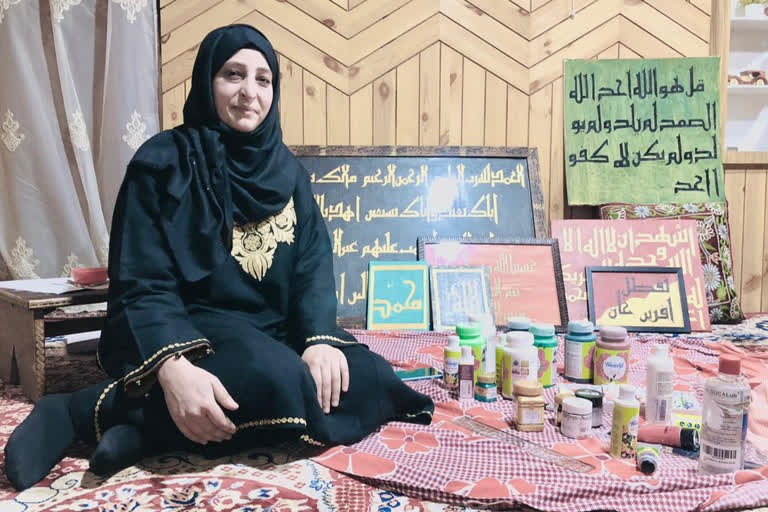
[586,266,691,333]
[417,237,569,331]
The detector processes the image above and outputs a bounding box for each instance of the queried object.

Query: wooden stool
[0,286,107,402]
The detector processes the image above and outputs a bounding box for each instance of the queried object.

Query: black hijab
[162,24,299,282]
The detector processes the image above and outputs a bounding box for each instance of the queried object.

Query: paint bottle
[575,388,604,428]
[531,323,558,388]
[506,316,531,334]
[636,443,661,475]
[646,344,675,424]
[458,345,475,400]
[555,389,574,427]
[699,355,751,475]
[502,332,539,399]
[594,326,631,385]
[610,384,640,459]
[474,372,497,402]
[513,380,545,432]
[495,333,508,389]
[443,335,461,389]
[469,312,497,375]
[561,397,593,439]
[501,316,530,389]
[564,320,596,383]
[456,322,485,384]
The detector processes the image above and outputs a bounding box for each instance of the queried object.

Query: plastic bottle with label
[594,326,630,385]
[646,344,674,424]
[443,335,461,389]
[564,320,596,383]
[699,355,751,475]
[531,323,558,388]
[610,384,640,459]
[502,332,539,399]
[456,322,485,384]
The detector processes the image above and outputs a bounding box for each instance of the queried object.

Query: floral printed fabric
[600,202,743,323]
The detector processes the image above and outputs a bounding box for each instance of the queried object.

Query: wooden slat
[161,0,220,36]
[439,15,528,92]
[159,0,176,8]
[441,0,528,67]
[528,83,553,231]
[484,72,507,146]
[185,78,192,100]
[279,55,304,145]
[549,77,565,222]
[373,70,397,145]
[643,0,710,42]
[725,169,746,300]
[462,58,485,146]
[689,0,711,15]
[330,0,348,10]
[622,2,709,56]
[740,170,766,312]
[395,55,420,146]
[725,152,768,166]
[531,0,551,10]
[596,43,620,59]
[763,174,768,312]
[302,70,327,145]
[528,0,622,66]
[617,16,682,59]
[349,0,367,8]
[509,0,531,12]
[350,84,373,145]
[326,86,350,145]
[618,43,643,59]
[283,0,412,38]
[419,43,440,146]
[506,85,529,148]
[710,0,730,158]
[529,16,621,93]
[439,44,463,146]
[396,55,420,146]
[161,82,185,130]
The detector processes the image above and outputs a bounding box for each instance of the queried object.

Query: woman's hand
[157,355,239,444]
[302,344,349,414]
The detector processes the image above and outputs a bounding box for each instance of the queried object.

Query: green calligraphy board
[564,57,723,205]
[366,260,429,330]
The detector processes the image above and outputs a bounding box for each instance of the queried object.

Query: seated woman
[4,24,434,491]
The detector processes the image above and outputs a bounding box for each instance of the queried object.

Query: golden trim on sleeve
[122,338,212,393]
[300,434,324,446]
[94,379,122,442]
[237,416,307,430]
[403,410,433,418]
[305,335,357,344]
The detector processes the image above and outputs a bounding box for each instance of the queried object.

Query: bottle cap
[447,335,460,349]
[507,316,531,331]
[618,384,636,401]
[652,344,670,358]
[639,458,657,475]
[719,355,741,376]
[680,428,700,451]
[506,331,535,348]
[600,325,628,342]
[513,379,543,397]
[563,396,593,415]
[530,323,555,337]
[456,322,482,339]
[574,388,603,407]
[567,319,594,334]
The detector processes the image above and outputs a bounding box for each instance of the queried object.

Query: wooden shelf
[728,85,768,95]
[731,16,768,30]
[724,150,768,166]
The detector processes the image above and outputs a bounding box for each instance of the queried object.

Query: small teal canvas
[366,261,429,330]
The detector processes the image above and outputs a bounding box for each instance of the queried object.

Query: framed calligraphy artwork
[551,219,710,331]
[417,237,568,331]
[293,146,546,326]
[564,57,723,205]
[429,266,494,332]
[366,260,429,330]
[586,266,690,333]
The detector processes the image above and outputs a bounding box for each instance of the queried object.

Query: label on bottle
[594,347,630,385]
[538,346,556,388]
[565,340,595,381]
[650,372,674,423]
[700,385,750,472]
[520,407,542,425]
[501,352,538,397]
[444,357,459,388]
[610,404,640,459]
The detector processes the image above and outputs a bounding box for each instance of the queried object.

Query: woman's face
[212,48,274,132]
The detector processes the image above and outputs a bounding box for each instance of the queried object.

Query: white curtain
[0,0,159,280]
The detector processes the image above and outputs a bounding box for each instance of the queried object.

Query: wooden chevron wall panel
[158,0,768,313]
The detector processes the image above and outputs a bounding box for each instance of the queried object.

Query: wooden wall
[158,0,768,313]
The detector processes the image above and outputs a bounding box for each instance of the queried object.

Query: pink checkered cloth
[311,330,768,512]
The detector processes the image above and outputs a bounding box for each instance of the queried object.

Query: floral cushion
[599,202,743,323]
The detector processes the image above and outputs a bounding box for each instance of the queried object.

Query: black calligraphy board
[291,146,545,325]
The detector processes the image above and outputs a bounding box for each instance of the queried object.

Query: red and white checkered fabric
[309,330,768,512]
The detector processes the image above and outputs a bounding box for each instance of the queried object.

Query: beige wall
[159,0,768,313]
